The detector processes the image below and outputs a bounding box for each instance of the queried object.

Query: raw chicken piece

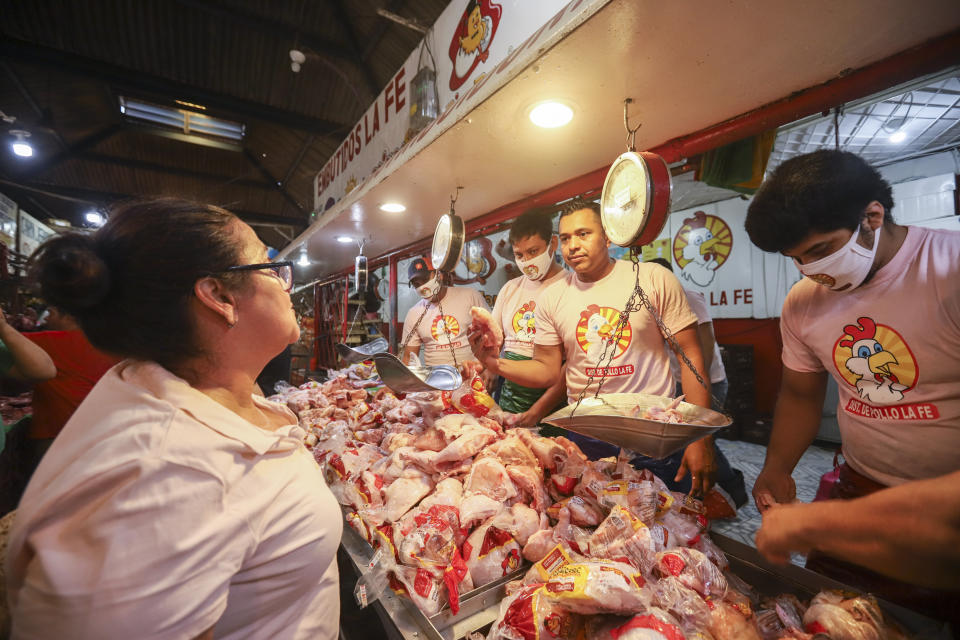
[598,479,659,524]
[406,391,447,426]
[506,464,550,513]
[434,412,481,439]
[522,528,559,563]
[488,503,545,547]
[709,601,762,640]
[516,428,567,472]
[650,575,714,633]
[523,508,592,563]
[463,522,522,587]
[478,434,539,469]
[398,447,440,473]
[460,492,504,528]
[381,432,418,452]
[413,427,448,451]
[470,305,503,350]
[419,477,463,510]
[604,527,658,576]
[464,457,519,502]
[554,436,589,477]
[587,505,645,558]
[383,466,433,522]
[433,424,499,466]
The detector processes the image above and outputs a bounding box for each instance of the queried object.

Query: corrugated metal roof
[0,0,448,248]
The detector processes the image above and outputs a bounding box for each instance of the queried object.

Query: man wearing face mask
[489,208,568,430]
[745,150,960,618]
[402,257,489,368]
[471,198,717,497]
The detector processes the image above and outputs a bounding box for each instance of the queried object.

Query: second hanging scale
[374,191,467,394]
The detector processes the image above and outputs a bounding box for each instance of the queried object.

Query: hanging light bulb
[10,130,33,158]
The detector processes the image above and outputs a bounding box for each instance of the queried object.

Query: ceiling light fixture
[379,202,406,213]
[297,250,310,266]
[529,101,574,128]
[10,130,33,157]
[85,210,105,226]
[336,235,353,243]
[290,49,306,73]
[889,130,907,143]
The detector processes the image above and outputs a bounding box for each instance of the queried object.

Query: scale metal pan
[542,393,730,459]
[600,151,672,248]
[335,337,390,364]
[373,353,463,394]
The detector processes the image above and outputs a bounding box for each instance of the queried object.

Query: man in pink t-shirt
[471,198,717,497]
[745,149,960,623]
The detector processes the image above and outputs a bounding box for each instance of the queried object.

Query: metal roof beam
[0,38,348,136]
[329,0,381,97]
[362,0,407,61]
[243,148,308,218]
[75,152,276,191]
[18,124,122,180]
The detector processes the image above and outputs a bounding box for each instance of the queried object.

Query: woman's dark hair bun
[30,234,111,315]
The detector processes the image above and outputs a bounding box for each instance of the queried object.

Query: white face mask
[417,274,442,300]
[516,248,554,281]
[794,224,880,292]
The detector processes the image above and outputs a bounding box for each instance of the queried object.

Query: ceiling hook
[623,98,641,152]
[450,186,464,213]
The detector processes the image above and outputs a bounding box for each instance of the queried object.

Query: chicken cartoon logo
[431,314,461,344]
[448,0,502,91]
[672,211,733,288]
[511,301,537,343]
[833,317,918,405]
[575,305,632,362]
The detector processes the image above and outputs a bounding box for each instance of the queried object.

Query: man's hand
[755,503,811,564]
[510,409,542,430]
[753,466,797,513]
[459,359,485,380]
[676,437,716,497]
[467,328,500,373]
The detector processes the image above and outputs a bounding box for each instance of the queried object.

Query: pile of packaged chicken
[271,365,908,640]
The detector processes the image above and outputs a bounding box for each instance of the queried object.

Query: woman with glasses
[5,199,341,639]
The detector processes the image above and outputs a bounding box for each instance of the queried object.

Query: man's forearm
[1,323,56,381]
[764,388,824,474]
[491,356,559,389]
[788,473,960,589]
[525,373,568,420]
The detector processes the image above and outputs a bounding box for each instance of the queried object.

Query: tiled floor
[711,439,838,564]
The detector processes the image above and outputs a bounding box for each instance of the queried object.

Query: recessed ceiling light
[10,130,33,157]
[889,130,907,143]
[336,235,353,243]
[297,251,310,266]
[380,202,406,213]
[85,210,105,226]
[529,101,574,128]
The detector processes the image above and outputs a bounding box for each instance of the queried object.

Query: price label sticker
[368,548,383,570]
[354,583,368,608]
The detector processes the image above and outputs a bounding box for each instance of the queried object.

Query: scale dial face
[431,213,464,272]
[601,152,654,247]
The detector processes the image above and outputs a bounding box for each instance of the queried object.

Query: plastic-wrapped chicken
[540,559,650,615]
[588,505,648,559]
[655,548,728,600]
[486,583,585,640]
[547,496,604,527]
[755,594,808,640]
[709,601,762,640]
[463,523,523,588]
[387,564,447,617]
[650,575,714,632]
[599,479,659,525]
[586,607,687,640]
[801,591,901,640]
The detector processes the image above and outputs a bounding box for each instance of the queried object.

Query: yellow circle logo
[575,305,631,360]
[672,211,733,287]
[832,317,918,405]
[431,314,460,342]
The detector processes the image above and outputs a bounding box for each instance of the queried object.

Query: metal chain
[399,303,429,357]
[397,274,460,372]
[571,251,722,416]
[436,274,460,372]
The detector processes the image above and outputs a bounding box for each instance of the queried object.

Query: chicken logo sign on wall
[448,0,502,91]
[832,317,934,421]
[576,305,632,363]
[672,211,734,288]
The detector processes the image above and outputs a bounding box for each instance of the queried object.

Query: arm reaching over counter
[756,470,960,590]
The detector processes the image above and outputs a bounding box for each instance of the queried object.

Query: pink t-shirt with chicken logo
[491,270,566,358]
[781,226,960,486]
[536,260,697,403]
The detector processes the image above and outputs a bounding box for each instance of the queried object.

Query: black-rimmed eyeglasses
[224,261,294,292]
